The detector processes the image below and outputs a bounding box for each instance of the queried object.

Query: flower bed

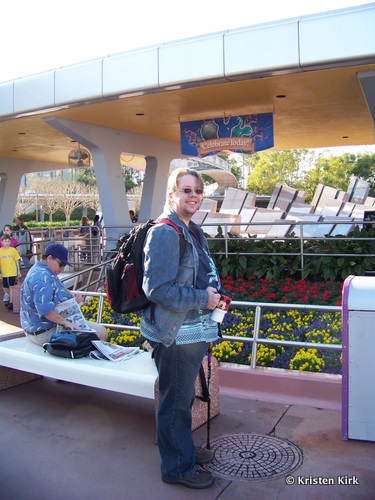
[81,277,343,375]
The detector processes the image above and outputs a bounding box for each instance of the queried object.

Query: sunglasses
[179,188,204,195]
[53,258,65,268]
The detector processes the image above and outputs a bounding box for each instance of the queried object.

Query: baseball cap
[45,244,73,267]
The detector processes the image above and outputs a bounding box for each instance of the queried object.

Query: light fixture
[120,153,135,163]
[68,144,91,167]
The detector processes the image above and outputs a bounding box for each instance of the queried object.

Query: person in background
[91,215,103,262]
[129,210,138,223]
[140,168,221,490]
[0,234,21,309]
[78,216,90,260]
[0,224,20,252]
[13,216,33,270]
[91,214,102,236]
[20,243,108,346]
[79,216,90,236]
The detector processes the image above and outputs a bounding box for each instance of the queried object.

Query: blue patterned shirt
[20,260,72,333]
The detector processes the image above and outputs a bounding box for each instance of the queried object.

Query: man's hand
[44,310,81,330]
[74,293,83,306]
[63,320,81,331]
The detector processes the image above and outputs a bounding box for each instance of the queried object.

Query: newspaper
[90,341,141,362]
[55,297,96,334]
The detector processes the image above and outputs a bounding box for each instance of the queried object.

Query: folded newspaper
[90,341,141,362]
[55,297,96,334]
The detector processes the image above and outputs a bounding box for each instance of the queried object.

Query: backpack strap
[158,219,187,262]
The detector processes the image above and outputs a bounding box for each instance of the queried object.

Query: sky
[1,0,372,83]
[1,0,374,154]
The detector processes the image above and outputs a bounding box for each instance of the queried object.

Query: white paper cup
[211,292,233,323]
[211,307,226,322]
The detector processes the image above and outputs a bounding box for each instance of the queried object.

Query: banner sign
[180,112,273,157]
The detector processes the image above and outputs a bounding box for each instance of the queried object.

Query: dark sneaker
[7,302,13,310]
[162,468,215,489]
[195,448,214,464]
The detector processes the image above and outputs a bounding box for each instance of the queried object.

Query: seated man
[20,243,108,346]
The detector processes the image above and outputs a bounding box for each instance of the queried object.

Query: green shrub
[208,225,375,282]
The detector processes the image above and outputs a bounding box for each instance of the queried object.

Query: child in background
[0,224,20,251]
[0,234,21,310]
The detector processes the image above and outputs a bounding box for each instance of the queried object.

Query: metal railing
[59,261,108,293]
[102,220,375,276]
[66,280,342,371]
[27,226,105,269]
[27,218,375,276]
[224,300,341,369]
[197,219,375,275]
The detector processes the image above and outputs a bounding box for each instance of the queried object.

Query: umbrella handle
[206,342,212,449]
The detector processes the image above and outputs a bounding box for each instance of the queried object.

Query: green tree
[77,167,97,186]
[246,149,309,194]
[123,167,142,191]
[351,153,375,196]
[226,155,244,185]
[303,153,355,202]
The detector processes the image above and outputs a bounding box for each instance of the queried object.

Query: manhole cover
[204,433,303,482]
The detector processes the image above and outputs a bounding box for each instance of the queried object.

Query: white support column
[90,146,130,245]
[44,117,181,239]
[0,171,20,228]
[139,156,171,221]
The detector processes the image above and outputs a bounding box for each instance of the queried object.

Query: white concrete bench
[0,335,220,430]
[0,335,158,399]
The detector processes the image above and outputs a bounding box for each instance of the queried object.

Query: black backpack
[43,332,98,359]
[106,219,186,314]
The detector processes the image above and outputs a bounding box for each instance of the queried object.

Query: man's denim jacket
[140,210,209,347]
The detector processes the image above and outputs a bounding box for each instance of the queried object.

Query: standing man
[20,243,107,346]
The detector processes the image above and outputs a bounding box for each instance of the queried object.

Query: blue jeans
[152,340,207,479]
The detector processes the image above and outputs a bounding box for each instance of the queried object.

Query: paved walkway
[1,376,375,499]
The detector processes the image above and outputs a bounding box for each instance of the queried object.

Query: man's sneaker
[195,448,214,464]
[7,302,13,310]
[3,293,10,303]
[162,468,215,489]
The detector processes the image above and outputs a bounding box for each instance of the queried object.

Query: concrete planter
[219,363,341,410]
